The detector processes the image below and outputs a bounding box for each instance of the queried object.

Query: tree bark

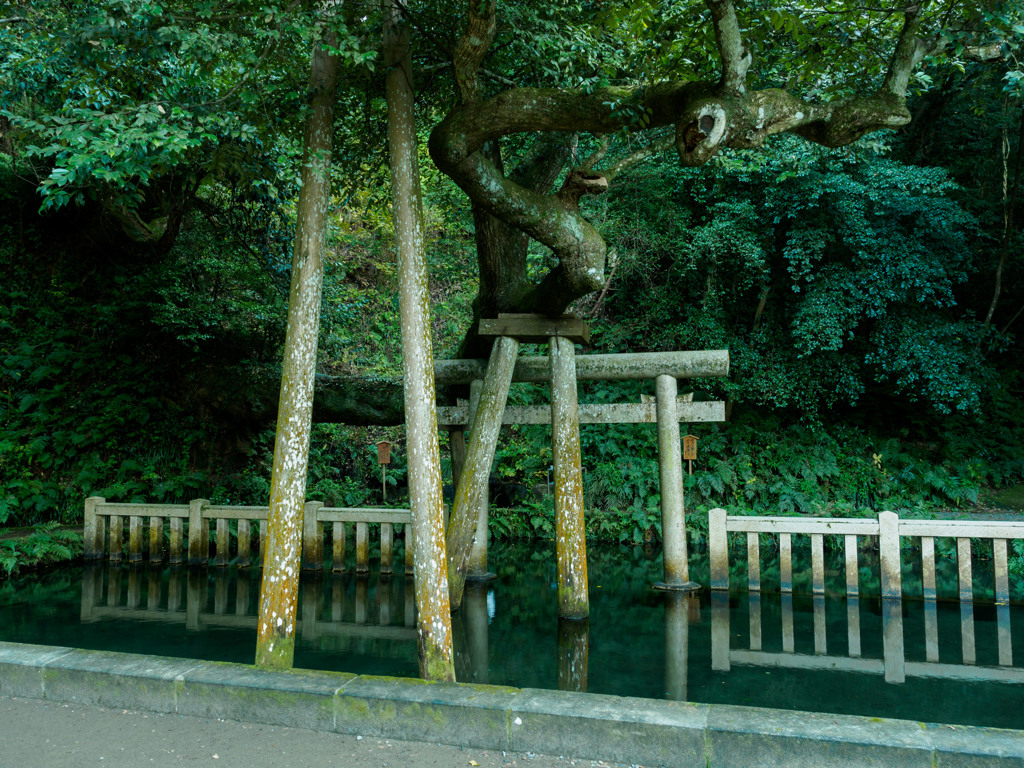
[255,24,340,670]
[383,0,456,682]
[432,1,935,321]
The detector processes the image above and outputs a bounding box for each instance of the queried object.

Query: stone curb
[2,641,1022,768]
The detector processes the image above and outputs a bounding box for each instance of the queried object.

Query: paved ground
[0,696,637,768]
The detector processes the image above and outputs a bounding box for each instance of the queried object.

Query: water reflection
[718,587,1022,686]
[68,561,1024,710]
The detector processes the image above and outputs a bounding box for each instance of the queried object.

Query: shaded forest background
[2,1,1023,555]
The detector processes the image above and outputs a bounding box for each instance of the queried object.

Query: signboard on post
[682,435,698,474]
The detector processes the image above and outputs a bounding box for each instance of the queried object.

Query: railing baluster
[780,533,792,594]
[811,533,824,596]
[169,517,184,564]
[109,515,123,562]
[709,508,729,590]
[356,522,369,573]
[844,534,858,598]
[957,537,973,602]
[188,499,209,566]
[149,516,164,563]
[214,518,230,567]
[83,497,105,559]
[128,516,144,563]
[332,522,347,573]
[878,511,901,600]
[237,519,251,567]
[747,532,760,592]
[921,536,936,600]
[994,538,1009,605]
[381,522,394,575]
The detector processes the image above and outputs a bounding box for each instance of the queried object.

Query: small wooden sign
[682,435,698,461]
[374,440,393,465]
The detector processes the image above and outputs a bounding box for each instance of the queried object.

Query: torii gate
[435,314,728,619]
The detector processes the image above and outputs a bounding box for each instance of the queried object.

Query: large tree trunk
[432,1,937,328]
[383,0,456,682]
[255,25,340,670]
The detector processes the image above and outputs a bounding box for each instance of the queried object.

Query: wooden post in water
[653,374,698,592]
[465,379,496,582]
[446,336,518,610]
[550,335,588,620]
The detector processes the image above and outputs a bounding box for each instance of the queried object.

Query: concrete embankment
[1,640,1022,767]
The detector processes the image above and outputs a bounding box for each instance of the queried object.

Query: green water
[1,542,1022,729]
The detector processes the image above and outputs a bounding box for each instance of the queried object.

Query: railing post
[169,517,184,564]
[709,508,729,590]
[302,501,324,571]
[878,510,901,600]
[188,498,210,566]
[83,496,105,560]
[237,519,251,567]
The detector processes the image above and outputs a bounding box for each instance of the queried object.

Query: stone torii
[436,314,728,619]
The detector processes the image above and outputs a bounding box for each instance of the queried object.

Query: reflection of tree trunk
[255,24,340,670]
[984,102,1024,327]
[382,0,455,682]
[557,617,589,692]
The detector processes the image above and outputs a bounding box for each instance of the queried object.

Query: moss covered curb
[1,641,1022,767]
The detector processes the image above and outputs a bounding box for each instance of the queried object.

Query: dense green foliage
[1,1,1023,577]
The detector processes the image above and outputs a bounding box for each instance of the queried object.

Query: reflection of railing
[79,565,417,642]
[707,508,1024,603]
[82,497,414,573]
[710,591,1021,685]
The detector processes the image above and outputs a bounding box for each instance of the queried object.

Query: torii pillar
[479,314,591,619]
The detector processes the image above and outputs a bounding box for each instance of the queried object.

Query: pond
[1,541,1022,729]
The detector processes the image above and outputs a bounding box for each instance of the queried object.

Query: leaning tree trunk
[255,28,340,670]
[383,0,456,682]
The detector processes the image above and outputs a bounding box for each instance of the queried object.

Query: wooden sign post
[683,435,698,475]
[374,440,394,502]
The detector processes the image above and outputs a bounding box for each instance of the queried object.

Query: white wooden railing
[708,508,1023,603]
[83,497,416,573]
